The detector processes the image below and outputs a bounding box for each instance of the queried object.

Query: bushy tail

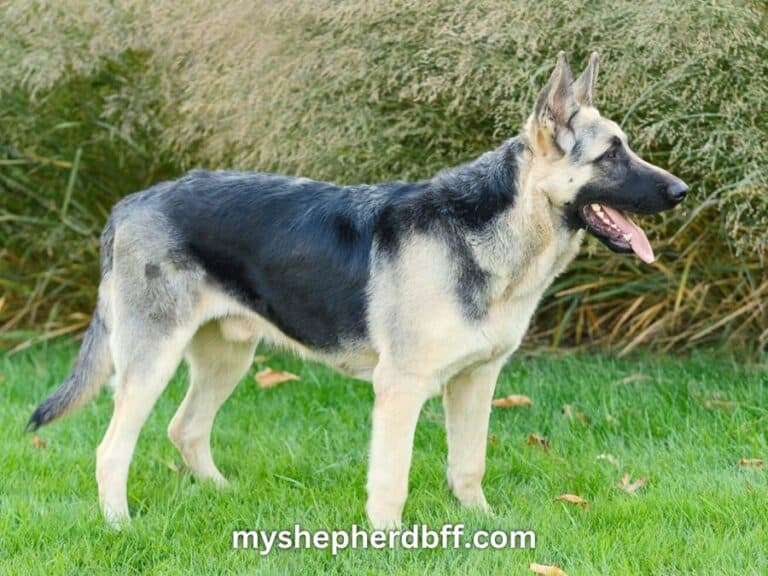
[27,310,113,431]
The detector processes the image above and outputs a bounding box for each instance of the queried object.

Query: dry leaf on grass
[692,392,739,410]
[739,458,765,469]
[164,460,183,474]
[615,373,651,385]
[618,473,646,494]
[527,433,549,450]
[554,494,588,508]
[488,433,499,447]
[255,368,300,388]
[423,410,444,425]
[530,563,568,576]
[32,435,47,449]
[596,453,620,467]
[492,394,533,408]
[703,399,738,410]
[562,404,589,426]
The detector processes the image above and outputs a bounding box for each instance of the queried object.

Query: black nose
[667,180,688,203]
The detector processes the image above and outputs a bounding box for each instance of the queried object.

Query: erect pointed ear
[573,52,599,107]
[531,52,576,156]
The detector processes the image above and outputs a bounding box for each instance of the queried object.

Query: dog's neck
[455,136,583,303]
[516,134,585,279]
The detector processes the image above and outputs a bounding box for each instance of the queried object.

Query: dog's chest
[480,228,583,356]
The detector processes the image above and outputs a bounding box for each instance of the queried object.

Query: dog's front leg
[443,359,504,511]
[366,361,433,529]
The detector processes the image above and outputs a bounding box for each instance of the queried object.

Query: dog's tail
[27,311,113,431]
[27,218,116,432]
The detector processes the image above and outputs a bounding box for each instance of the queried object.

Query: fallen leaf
[596,453,620,467]
[252,355,269,364]
[739,458,765,469]
[530,563,568,576]
[618,473,646,494]
[527,433,549,450]
[488,433,499,447]
[32,435,47,449]
[164,460,183,474]
[0,295,5,313]
[615,373,651,386]
[691,391,739,410]
[554,494,588,508]
[255,368,300,388]
[492,394,533,408]
[562,404,589,426]
[423,410,444,425]
[703,399,738,410]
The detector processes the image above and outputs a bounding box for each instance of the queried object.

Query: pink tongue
[601,206,655,264]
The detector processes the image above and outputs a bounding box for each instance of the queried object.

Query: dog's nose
[667,180,688,203]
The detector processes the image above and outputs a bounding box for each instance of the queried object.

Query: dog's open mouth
[581,204,655,263]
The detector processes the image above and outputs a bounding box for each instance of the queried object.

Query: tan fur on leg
[97,328,193,527]
[168,321,256,485]
[443,359,505,511]
[366,360,435,529]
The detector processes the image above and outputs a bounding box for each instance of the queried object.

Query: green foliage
[0,54,176,342]
[1,0,766,349]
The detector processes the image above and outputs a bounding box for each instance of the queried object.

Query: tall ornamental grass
[1,0,766,351]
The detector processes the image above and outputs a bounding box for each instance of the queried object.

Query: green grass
[1,343,766,575]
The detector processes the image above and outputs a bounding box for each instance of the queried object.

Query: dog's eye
[596,138,622,162]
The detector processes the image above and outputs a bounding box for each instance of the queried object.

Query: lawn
[0,342,766,575]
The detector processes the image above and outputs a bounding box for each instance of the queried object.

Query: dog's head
[525,52,687,263]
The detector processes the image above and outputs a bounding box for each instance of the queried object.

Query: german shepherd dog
[29,53,687,528]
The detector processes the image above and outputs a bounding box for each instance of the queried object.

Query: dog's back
[160,170,383,348]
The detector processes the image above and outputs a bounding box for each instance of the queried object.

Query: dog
[29,52,687,529]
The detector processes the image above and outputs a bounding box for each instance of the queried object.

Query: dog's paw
[209,471,230,489]
[464,496,494,516]
[102,505,131,531]
[448,472,493,513]
[453,487,492,514]
[366,500,403,530]
[370,517,402,530]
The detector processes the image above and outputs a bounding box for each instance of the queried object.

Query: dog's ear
[573,52,599,107]
[531,52,576,157]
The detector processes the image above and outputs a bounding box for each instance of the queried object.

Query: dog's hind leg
[96,324,194,526]
[95,219,204,526]
[168,321,256,485]
[442,359,503,511]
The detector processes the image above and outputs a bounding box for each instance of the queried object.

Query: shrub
[1,0,766,351]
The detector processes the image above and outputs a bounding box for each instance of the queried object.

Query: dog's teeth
[591,203,602,212]
[623,233,632,242]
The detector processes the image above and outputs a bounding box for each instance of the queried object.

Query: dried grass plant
[1,0,766,351]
